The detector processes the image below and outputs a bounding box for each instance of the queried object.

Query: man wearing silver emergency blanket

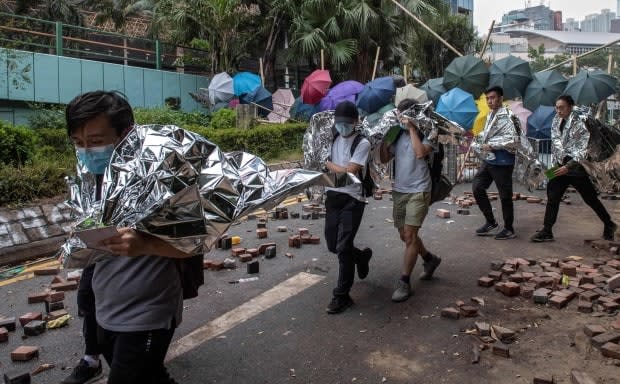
[61,91,328,384]
[471,86,520,240]
[530,95,617,242]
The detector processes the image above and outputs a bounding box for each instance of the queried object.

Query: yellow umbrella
[473,94,489,135]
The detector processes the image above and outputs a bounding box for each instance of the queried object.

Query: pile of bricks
[477,255,620,313]
[583,323,620,360]
[301,203,325,220]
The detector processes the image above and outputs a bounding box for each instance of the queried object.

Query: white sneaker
[391,280,411,302]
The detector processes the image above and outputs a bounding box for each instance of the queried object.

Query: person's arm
[406,120,432,159]
[325,160,362,175]
[100,227,193,259]
[379,140,394,163]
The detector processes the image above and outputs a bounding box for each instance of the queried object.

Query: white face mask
[335,122,355,136]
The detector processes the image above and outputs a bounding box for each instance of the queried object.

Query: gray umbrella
[563,70,618,105]
[443,55,490,98]
[420,77,446,105]
[523,70,567,111]
[489,55,532,99]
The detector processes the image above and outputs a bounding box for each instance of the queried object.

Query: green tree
[14,0,83,25]
[527,44,569,74]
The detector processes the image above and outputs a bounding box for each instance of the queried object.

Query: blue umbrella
[291,97,319,121]
[356,76,396,114]
[240,86,273,117]
[526,105,555,140]
[233,72,261,96]
[436,87,477,130]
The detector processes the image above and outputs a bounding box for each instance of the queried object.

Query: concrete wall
[0,48,209,115]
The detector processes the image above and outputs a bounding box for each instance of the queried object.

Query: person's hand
[100,227,149,257]
[554,166,569,177]
[481,144,492,152]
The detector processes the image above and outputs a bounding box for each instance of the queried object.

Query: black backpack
[331,131,376,197]
[177,254,205,300]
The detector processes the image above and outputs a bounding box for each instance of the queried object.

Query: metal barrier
[527,138,553,169]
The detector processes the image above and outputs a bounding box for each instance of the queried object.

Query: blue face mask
[335,122,355,136]
[76,144,115,174]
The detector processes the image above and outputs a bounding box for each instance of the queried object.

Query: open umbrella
[291,97,319,121]
[356,76,396,114]
[318,80,364,111]
[392,75,406,88]
[268,88,295,123]
[301,69,332,105]
[523,70,567,111]
[395,84,428,106]
[229,98,240,109]
[208,72,234,105]
[233,72,261,96]
[443,55,490,98]
[507,100,532,135]
[489,55,532,99]
[563,70,617,105]
[472,94,490,135]
[436,87,478,130]
[240,86,273,117]
[420,77,446,105]
[365,103,396,126]
[526,105,555,140]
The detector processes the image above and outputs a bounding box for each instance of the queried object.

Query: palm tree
[15,0,83,25]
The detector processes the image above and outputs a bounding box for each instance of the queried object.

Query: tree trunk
[263,14,282,89]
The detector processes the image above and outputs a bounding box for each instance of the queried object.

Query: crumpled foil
[582,144,620,192]
[471,107,520,158]
[551,109,590,166]
[62,124,330,264]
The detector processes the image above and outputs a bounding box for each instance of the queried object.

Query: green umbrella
[563,70,618,105]
[420,77,446,105]
[443,55,490,98]
[489,55,532,99]
[523,70,567,111]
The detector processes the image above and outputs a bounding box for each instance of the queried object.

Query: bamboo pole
[608,53,613,74]
[479,20,495,59]
[390,0,463,57]
[572,54,577,76]
[259,58,264,85]
[250,102,301,123]
[403,64,407,82]
[542,38,620,72]
[321,49,324,70]
[372,46,381,81]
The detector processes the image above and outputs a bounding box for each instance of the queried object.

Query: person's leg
[106,327,176,384]
[472,163,497,230]
[570,174,615,237]
[542,175,571,232]
[332,197,364,298]
[488,164,515,237]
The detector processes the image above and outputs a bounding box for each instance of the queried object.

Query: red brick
[570,370,597,384]
[602,301,619,312]
[509,273,524,283]
[521,285,535,299]
[256,228,268,239]
[583,324,606,338]
[239,254,253,263]
[231,247,246,257]
[560,264,577,277]
[50,281,78,291]
[591,331,620,348]
[601,342,620,359]
[277,226,287,232]
[18,312,42,327]
[33,267,60,276]
[203,259,214,269]
[297,228,309,236]
[553,289,576,301]
[301,235,312,244]
[526,197,542,203]
[10,346,39,361]
[27,291,50,304]
[549,295,569,309]
[478,276,494,287]
[285,252,294,258]
[373,192,383,200]
[436,209,450,218]
[440,307,460,319]
[309,235,321,245]
[46,309,68,321]
[579,290,600,302]
[488,271,503,281]
[210,261,224,271]
[579,283,597,290]
[51,275,65,284]
[578,301,593,313]
[47,291,64,302]
[0,327,8,342]
[258,243,276,254]
[459,305,478,317]
[492,342,510,358]
[288,236,302,248]
[502,282,520,297]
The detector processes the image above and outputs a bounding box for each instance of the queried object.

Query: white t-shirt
[325,133,370,201]
[390,130,432,193]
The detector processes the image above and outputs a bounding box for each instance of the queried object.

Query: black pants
[99,325,177,384]
[543,171,612,231]
[77,264,100,356]
[473,162,514,231]
[324,192,366,297]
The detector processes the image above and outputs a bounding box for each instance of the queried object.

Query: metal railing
[0,12,210,74]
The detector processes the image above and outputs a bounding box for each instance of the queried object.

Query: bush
[0,154,74,206]
[35,128,73,155]
[27,104,65,130]
[134,107,210,127]
[0,121,37,166]
[208,108,236,129]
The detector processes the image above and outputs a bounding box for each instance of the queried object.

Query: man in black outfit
[323,101,373,314]
[530,95,617,242]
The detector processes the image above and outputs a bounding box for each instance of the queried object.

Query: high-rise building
[499,4,555,31]
[580,9,616,32]
[553,11,563,31]
[564,18,580,32]
[444,0,473,25]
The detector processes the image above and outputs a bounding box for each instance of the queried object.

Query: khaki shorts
[392,191,431,228]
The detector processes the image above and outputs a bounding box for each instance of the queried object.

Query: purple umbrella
[318,80,364,111]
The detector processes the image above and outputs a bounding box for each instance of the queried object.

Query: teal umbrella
[436,87,478,130]
[443,55,489,98]
[489,56,532,99]
[420,77,446,105]
[523,70,567,110]
[563,70,617,105]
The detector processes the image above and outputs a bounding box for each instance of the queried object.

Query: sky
[473,0,618,33]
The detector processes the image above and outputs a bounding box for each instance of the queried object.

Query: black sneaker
[420,253,441,280]
[476,221,498,236]
[530,229,554,242]
[495,228,516,240]
[61,359,103,384]
[603,222,617,241]
[356,248,372,280]
[326,295,354,314]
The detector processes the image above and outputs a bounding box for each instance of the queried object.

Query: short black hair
[397,98,416,112]
[485,86,504,97]
[556,94,575,107]
[334,101,358,123]
[66,91,134,137]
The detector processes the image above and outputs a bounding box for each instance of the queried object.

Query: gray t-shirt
[391,130,432,193]
[325,133,370,201]
[92,254,183,332]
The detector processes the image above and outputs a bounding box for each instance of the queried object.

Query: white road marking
[165,271,324,361]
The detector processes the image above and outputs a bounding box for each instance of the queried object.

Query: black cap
[334,101,358,123]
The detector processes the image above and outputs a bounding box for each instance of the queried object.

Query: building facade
[580,9,616,32]
[499,5,556,31]
[445,0,473,25]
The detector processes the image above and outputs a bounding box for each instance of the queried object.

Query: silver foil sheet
[471,107,520,159]
[63,124,329,263]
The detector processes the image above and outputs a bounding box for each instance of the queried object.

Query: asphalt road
[0,183,619,384]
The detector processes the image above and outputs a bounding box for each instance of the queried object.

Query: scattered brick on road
[583,324,606,338]
[32,267,60,276]
[600,342,620,359]
[440,307,460,319]
[18,312,42,327]
[492,342,510,358]
[10,346,39,361]
[436,209,450,218]
[570,370,596,384]
[49,281,78,291]
[0,318,16,332]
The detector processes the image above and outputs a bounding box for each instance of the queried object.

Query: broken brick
[570,370,597,384]
[18,313,42,327]
[478,276,494,287]
[44,299,64,313]
[239,254,253,263]
[601,342,620,359]
[440,307,460,319]
[50,281,78,291]
[456,209,470,215]
[526,197,542,203]
[210,261,224,271]
[277,226,288,232]
[264,246,277,259]
[475,322,490,337]
[46,309,68,321]
[373,192,383,200]
[258,243,276,255]
[231,247,246,257]
[10,346,39,361]
[0,317,16,332]
[0,327,8,342]
[492,342,510,358]
[591,331,620,348]
[533,376,555,384]
[23,321,46,337]
[285,252,294,258]
[50,276,65,284]
[27,292,49,304]
[578,301,593,313]
[256,228,268,239]
[459,305,478,317]
[583,324,606,338]
[288,236,302,248]
[298,228,309,236]
[309,235,321,245]
[492,325,516,343]
[33,267,60,276]
[436,209,450,218]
